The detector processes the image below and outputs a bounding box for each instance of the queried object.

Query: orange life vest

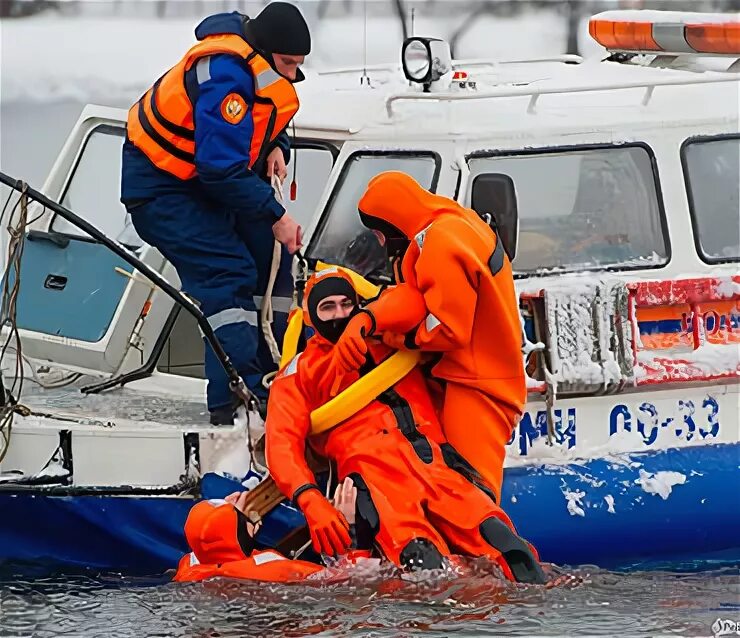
[127,33,299,180]
[173,550,324,583]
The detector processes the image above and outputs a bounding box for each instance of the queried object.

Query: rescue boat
[0,10,737,573]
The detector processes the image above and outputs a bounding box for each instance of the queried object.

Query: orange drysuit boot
[173,500,324,583]
[265,270,543,584]
[342,171,527,503]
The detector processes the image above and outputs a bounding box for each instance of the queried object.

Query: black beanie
[247,2,311,56]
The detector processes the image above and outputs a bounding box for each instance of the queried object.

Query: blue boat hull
[503,442,740,570]
[1,443,737,573]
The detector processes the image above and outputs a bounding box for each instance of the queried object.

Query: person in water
[333,171,527,504]
[174,478,366,583]
[264,269,544,584]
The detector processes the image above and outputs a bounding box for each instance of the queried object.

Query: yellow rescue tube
[315,261,381,300]
[309,349,421,435]
[279,308,305,369]
[278,262,416,435]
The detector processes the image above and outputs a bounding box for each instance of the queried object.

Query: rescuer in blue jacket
[121,4,310,424]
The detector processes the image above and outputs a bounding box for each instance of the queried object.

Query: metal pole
[0,172,250,403]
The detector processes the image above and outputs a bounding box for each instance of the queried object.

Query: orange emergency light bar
[685,22,740,54]
[590,10,740,55]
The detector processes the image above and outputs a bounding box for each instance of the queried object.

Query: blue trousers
[129,192,293,411]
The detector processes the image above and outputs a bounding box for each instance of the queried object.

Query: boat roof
[84,53,738,144]
[291,55,739,140]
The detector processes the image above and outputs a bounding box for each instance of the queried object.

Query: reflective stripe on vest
[127,34,299,180]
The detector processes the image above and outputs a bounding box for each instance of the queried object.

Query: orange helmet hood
[185,501,254,564]
[358,171,463,239]
[303,268,360,342]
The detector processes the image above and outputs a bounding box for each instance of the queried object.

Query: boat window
[468,145,669,275]
[283,142,338,230]
[682,136,740,263]
[52,130,337,255]
[307,151,440,276]
[52,125,142,248]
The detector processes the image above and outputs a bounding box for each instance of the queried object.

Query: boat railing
[317,54,584,78]
[385,72,740,116]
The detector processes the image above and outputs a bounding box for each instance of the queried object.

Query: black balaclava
[359,210,411,260]
[307,276,359,344]
[242,2,311,58]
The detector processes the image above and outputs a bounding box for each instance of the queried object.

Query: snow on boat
[0,10,738,573]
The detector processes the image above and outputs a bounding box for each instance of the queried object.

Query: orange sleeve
[264,357,317,501]
[365,283,427,335]
[412,225,479,351]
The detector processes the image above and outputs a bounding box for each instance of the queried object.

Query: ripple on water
[0,561,737,638]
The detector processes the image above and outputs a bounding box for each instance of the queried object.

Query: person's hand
[272,212,303,254]
[332,478,357,525]
[266,146,287,182]
[381,331,408,350]
[224,490,248,512]
[333,312,373,372]
[297,488,351,557]
[224,491,261,536]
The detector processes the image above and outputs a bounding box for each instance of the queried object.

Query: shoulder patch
[220,93,248,124]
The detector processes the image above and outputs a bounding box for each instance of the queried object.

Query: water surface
[1,562,737,637]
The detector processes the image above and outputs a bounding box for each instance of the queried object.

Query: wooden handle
[239,476,286,521]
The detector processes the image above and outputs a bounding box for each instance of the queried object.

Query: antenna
[411,7,415,37]
[360,0,370,86]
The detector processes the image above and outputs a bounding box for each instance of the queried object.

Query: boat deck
[18,379,209,429]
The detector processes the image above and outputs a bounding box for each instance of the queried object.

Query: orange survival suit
[336,171,527,503]
[265,269,543,583]
[173,499,324,583]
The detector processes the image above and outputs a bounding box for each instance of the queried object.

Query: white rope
[261,175,285,366]
[2,345,80,389]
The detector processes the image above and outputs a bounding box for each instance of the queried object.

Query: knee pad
[479,517,545,585]
[399,538,444,571]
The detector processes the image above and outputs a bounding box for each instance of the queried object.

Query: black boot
[479,517,546,584]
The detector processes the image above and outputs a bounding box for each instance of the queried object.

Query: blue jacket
[121,12,290,222]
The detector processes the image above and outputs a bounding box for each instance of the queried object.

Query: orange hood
[302,268,360,344]
[358,171,464,239]
[184,501,253,564]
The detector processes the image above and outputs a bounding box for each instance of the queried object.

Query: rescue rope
[260,175,286,367]
[0,184,32,463]
[1,345,81,390]
[0,186,84,463]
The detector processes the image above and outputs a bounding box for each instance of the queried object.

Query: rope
[260,175,286,367]
[0,184,32,464]
[1,344,80,390]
